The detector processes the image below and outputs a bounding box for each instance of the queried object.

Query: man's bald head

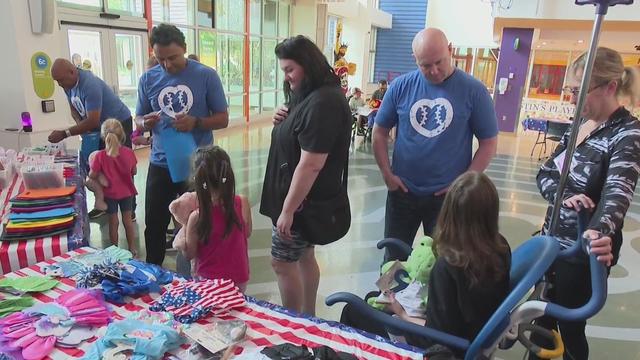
[412,28,454,84]
[51,58,79,90]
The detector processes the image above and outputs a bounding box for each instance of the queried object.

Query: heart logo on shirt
[409,98,454,138]
[158,85,194,118]
[71,96,86,118]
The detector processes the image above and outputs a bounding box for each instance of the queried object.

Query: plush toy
[168,191,199,251]
[368,236,436,310]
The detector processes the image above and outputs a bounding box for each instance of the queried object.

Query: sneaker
[88,209,106,219]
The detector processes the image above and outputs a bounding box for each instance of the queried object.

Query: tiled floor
[88,121,640,359]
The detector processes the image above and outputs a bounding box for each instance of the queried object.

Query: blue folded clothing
[8,207,75,220]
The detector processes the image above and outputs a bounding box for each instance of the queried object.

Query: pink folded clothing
[0,289,111,360]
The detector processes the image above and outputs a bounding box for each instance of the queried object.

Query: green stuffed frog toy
[368,236,436,310]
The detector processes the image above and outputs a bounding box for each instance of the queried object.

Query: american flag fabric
[0,163,87,274]
[2,248,424,360]
[150,279,246,323]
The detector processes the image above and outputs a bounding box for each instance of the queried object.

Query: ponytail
[104,132,121,157]
[100,119,126,158]
[619,66,640,106]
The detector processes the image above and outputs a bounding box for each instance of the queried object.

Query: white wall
[426,0,497,48]
[0,0,74,150]
[291,0,319,41]
[496,0,640,21]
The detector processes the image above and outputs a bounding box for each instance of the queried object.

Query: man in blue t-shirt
[373,28,498,261]
[136,24,229,266]
[50,58,134,219]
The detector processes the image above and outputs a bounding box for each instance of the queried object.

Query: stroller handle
[545,210,608,322]
[575,0,634,15]
[377,238,413,258]
[325,292,471,351]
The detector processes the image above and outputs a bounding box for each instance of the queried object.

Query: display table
[0,158,88,274]
[3,247,424,359]
[521,117,571,159]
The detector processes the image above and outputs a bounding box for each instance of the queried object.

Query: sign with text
[30,52,54,99]
[520,98,575,120]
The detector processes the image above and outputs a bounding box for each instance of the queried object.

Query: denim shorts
[271,226,314,262]
[105,196,134,214]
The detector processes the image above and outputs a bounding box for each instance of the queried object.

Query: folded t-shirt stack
[1,186,76,241]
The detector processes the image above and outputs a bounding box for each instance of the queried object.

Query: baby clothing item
[150,279,245,324]
[0,289,110,360]
[0,297,34,318]
[0,277,58,296]
[101,260,173,304]
[196,195,250,285]
[81,319,183,360]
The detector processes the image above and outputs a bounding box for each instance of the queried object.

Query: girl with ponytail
[88,119,138,255]
[173,145,252,291]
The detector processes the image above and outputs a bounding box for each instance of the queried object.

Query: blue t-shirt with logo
[66,69,132,129]
[136,59,228,166]
[375,69,498,195]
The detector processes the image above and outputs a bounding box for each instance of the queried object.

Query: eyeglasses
[563,82,608,97]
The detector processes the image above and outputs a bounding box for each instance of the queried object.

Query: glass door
[62,25,148,113]
[110,31,146,112]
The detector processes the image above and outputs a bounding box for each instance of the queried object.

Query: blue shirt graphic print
[136,59,228,166]
[66,69,131,127]
[375,69,498,195]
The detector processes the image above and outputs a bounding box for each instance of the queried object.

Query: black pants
[144,164,187,265]
[530,259,592,360]
[383,190,445,262]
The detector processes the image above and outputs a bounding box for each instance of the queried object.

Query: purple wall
[493,28,534,133]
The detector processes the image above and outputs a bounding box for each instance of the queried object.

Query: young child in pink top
[89,119,138,256]
[175,146,252,291]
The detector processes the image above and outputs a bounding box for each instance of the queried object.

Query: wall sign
[520,98,575,120]
[30,51,55,99]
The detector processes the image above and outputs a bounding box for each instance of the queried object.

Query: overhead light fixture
[578,40,584,43]
[542,42,547,45]
[536,45,541,48]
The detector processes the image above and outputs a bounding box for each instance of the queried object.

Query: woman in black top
[341,172,510,357]
[535,47,640,360]
[259,36,352,316]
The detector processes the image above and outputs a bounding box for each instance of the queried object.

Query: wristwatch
[194,117,202,130]
[64,129,72,138]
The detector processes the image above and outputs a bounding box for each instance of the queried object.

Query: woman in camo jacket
[533,47,640,360]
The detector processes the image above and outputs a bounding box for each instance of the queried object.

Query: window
[57,0,101,8]
[262,0,278,37]
[368,27,377,83]
[215,0,245,32]
[326,16,339,63]
[250,37,261,92]
[227,35,245,94]
[278,3,290,38]
[197,0,213,27]
[262,39,277,91]
[452,47,473,74]
[152,0,195,25]
[473,48,498,92]
[528,51,569,101]
[108,0,144,16]
[250,0,262,34]
[198,30,217,69]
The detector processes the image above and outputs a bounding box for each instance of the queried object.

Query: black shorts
[105,196,134,214]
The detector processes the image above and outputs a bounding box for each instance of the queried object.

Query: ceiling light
[536,45,541,48]
[578,40,584,43]
[542,42,547,45]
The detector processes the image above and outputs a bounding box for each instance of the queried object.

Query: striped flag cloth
[150,278,246,323]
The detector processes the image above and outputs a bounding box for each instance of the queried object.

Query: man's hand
[48,130,67,143]
[276,210,294,241]
[142,112,161,130]
[563,194,595,211]
[383,173,408,193]
[173,113,197,132]
[273,105,288,126]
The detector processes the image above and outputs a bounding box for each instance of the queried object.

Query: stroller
[326,211,607,359]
